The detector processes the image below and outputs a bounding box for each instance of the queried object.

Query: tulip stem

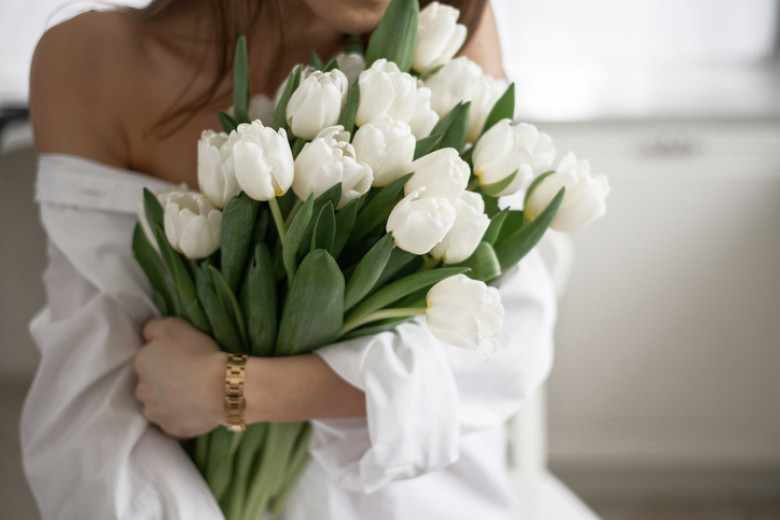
[339,307,426,337]
[467,177,481,191]
[268,198,286,242]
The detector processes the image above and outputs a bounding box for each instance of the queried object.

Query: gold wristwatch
[224,353,247,432]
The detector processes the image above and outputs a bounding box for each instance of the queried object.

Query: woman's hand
[134,317,226,438]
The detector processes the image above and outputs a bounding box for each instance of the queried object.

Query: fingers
[142,316,186,341]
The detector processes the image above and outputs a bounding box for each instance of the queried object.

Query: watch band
[224,353,247,432]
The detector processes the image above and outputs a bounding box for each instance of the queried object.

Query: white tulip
[197,130,240,208]
[386,189,456,255]
[163,191,222,260]
[413,2,467,73]
[231,120,295,201]
[426,274,504,355]
[356,59,439,139]
[248,94,274,125]
[336,52,366,89]
[274,65,315,108]
[425,57,506,142]
[430,191,490,264]
[293,126,373,209]
[404,148,469,201]
[352,115,416,187]
[286,69,348,140]
[525,152,610,232]
[473,120,556,196]
[135,186,186,253]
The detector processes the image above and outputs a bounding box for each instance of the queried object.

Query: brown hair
[126,0,486,135]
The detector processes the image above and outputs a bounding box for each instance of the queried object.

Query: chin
[308,0,392,34]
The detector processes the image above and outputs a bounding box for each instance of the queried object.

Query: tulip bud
[231,120,295,201]
[430,191,490,264]
[352,115,416,187]
[163,191,222,260]
[197,130,240,208]
[425,57,505,142]
[386,189,456,255]
[404,148,470,201]
[426,274,504,355]
[287,69,348,140]
[473,120,556,197]
[248,94,274,126]
[525,152,610,232]
[413,2,467,73]
[336,52,366,89]
[293,126,373,209]
[356,59,439,139]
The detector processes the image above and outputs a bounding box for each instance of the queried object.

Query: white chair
[506,231,601,520]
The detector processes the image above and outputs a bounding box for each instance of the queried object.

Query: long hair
[125,0,487,136]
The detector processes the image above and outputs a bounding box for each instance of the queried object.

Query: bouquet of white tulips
[132,0,609,518]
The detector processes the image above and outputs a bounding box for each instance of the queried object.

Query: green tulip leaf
[282,193,314,278]
[311,201,336,254]
[232,35,250,125]
[220,192,259,293]
[448,241,502,282]
[309,49,324,70]
[221,423,267,518]
[240,243,277,357]
[344,266,468,331]
[413,134,442,160]
[495,209,525,245]
[481,169,518,197]
[323,57,340,72]
[373,246,422,289]
[351,173,411,241]
[365,0,418,72]
[217,111,239,134]
[344,34,364,55]
[291,138,306,159]
[332,197,359,258]
[481,82,515,137]
[493,188,565,275]
[194,262,243,354]
[209,265,248,350]
[437,101,470,152]
[341,318,415,340]
[276,249,345,356]
[271,65,303,132]
[268,423,313,515]
[153,225,211,334]
[523,170,556,211]
[300,184,341,257]
[142,188,164,236]
[344,233,394,311]
[205,427,234,504]
[243,422,305,517]
[482,208,509,246]
[338,83,361,135]
[132,224,182,317]
[252,207,270,248]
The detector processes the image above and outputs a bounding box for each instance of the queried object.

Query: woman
[23,1,556,518]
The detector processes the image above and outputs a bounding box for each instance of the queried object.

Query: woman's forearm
[136,318,365,438]
[243,354,366,424]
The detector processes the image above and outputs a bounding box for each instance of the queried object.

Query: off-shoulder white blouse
[21,153,556,519]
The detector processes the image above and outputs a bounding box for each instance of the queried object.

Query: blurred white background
[2,1,779,519]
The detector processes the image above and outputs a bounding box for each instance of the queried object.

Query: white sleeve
[310,250,556,493]
[20,202,223,520]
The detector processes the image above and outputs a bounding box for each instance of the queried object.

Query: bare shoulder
[460,2,506,80]
[30,10,138,165]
